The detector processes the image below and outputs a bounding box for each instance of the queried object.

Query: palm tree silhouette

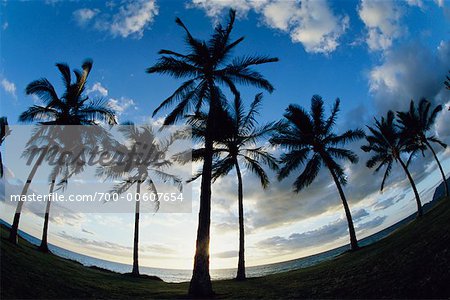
[362,111,423,217]
[270,96,364,251]
[146,9,278,296]
[186,93,278,280]
[97,123,181,277]
[397,99,448,198]
[9,59,116,245]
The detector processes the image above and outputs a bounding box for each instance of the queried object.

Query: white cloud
[373,194,406,211]
[87,82,108,97]
[1,78,17,99]
[44,0,62,5]
[109,0,158,38]
[2,22,8,30]
[358,0,403,51]
[73,0,158,39]
[287,1,349,54]
[435,0,445,7]
[214,250,238,258]
[368,40,450,114]
[108,97,136,115]
[261,1,293,31]
[256,212,386,254]
[406,0,424,8]
[73,8,100,26]
[189,0,349,54]
[189,0,256,18]
[57,230,177,258]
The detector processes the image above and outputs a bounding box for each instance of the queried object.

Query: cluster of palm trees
[7,60,116,250]
[363,101,448,217]
[3,59,182,278]
[2,9,448,297]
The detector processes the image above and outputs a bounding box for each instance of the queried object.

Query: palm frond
[56,63,72,89]
[219,67,275,93]
[80,99,117,125]
[242,154,270,188]
[241,93,263,132]
[25,78,62,108]
[152,78,198,117]
[18,106,59,123]
[292,154,321,193]
[146,56,200,79]
[327,147,359,164]
[311,95,324,134]
[211,156,235,182]
[242,147,278,171]
[428,136,447,149]
[323,98,340,135]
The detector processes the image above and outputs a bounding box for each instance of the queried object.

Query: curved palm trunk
[328,168,359,251]
[132,181,141,276]
[39,179,55,253]
[0,151,3,178]
[235,160,246,281]
[9,148,47,244]
[398,158,423,217]
[189,83,216,297]
[425,141,448,198]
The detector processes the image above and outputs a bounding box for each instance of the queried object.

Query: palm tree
[397,99,448,198]
[362,111,423,217]
[146,9,278,296]
[97,123,181,277]
[270,96,364,251]
[186,93,278,280]
[9,59,116,245]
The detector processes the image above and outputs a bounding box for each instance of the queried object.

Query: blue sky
[1,0,450,270]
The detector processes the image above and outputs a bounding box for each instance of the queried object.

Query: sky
[0,0,450,270]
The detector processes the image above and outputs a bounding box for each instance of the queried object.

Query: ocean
[0,216,410,283]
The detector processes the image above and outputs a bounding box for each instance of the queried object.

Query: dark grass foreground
[2,197,450,299]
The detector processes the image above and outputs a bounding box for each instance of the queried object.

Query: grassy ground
[2,197,450,299]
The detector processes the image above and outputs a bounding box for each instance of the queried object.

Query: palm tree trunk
[398,157,423,217]
[39,179,55,253]
[235,160,246,281]
[328,168,359,251]
[0,151,3,178]
[189,82,216,297]
[425,141,448,198]
[9,148,48,244]
[132,181,141,276]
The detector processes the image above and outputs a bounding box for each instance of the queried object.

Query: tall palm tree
[9,59,116,245]
[97,123,181,277]
[146,9,278,296]
[270,96,364,251]
[397,99,448,198]
[186,93,278,280]
[362,111,423,217]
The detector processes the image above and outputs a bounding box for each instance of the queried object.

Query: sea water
[0,218,407,283]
